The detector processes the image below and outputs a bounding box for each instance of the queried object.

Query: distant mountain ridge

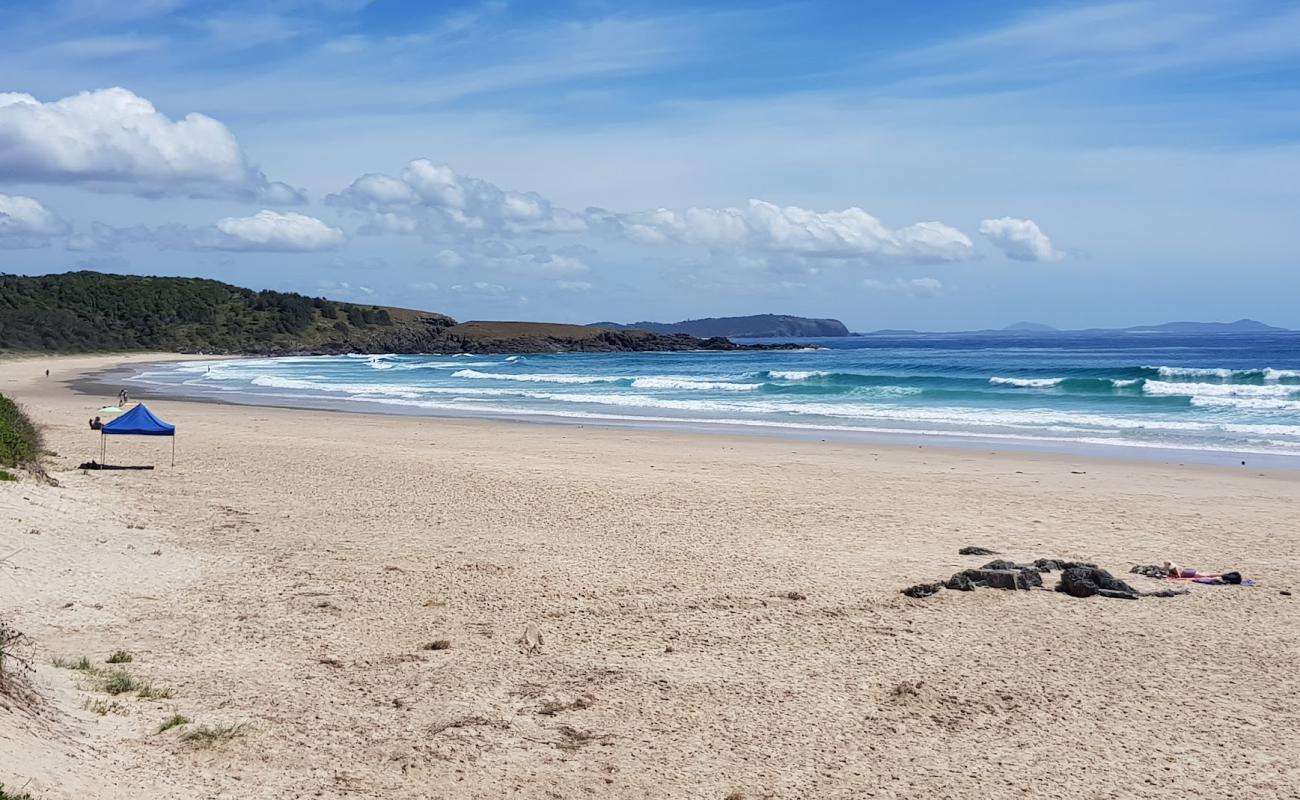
[594,314,851,338]
[1120,319,1286,333]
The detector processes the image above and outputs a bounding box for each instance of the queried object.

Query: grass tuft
[136,682,175,700]
[99,670,141,695]
[106,650,134,664]
[157,713,191,733]
[421,639,452,651]
[83,697,128,716]
[51,655,98,673]
[96,669,174,699]
[180,721,249,747]
[0,783,37,800]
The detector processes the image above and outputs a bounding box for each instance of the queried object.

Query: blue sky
[1,0,1298,330]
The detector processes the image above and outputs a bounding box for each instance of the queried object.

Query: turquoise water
[126,332,1300,458]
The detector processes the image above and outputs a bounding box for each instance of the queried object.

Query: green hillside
[0,272,452,354]
[0,272,778,355]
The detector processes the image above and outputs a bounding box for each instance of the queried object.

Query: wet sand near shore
[3,354,1299,799]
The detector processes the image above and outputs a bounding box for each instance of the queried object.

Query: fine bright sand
[2,354,1299,799]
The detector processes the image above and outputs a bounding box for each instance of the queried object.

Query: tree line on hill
[0,272,403,353]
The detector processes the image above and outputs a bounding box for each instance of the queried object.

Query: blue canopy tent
[100,403,176,466]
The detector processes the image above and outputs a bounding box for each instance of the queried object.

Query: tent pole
[172,436,176,467]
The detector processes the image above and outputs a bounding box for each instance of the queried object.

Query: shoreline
[81,355,1300,471]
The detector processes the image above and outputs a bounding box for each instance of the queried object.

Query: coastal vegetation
[1,271,779,355]
[179,721,249,747]
[0,394,41,480]
[0,271,416,354]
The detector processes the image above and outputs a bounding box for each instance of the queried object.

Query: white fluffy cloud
[329,159,586,236]
[0,193,69,247]
[593,200,974,263]
[978,217,1063,262]
[334,162,979,266]
[206,210,345,252]
[0,88,304,201]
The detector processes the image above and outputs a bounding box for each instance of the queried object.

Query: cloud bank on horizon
[0,1,1296,329]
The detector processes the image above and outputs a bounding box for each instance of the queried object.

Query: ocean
[124,331,1300,462]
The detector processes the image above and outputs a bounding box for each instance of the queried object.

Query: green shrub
[0,395,40,468]
[99,670,141,695]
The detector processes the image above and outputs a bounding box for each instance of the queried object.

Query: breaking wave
[451,369,621,384]
[989,377,1064,388]
[629,377,760,391]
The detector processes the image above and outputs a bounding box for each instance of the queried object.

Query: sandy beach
[3,354,1299,799]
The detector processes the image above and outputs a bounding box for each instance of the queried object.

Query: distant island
[863,318,1292,335]
[593,314,850,338]
[1119,319,1287,333]
[0,272,795,355]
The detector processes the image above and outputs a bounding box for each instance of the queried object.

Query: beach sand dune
[2,355,1299,799]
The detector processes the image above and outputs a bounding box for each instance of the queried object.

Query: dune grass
[157,713,191,733]
[0,394,41,471]
[83,698,128,716]
[180,721,249,747]
[51,655,98,673]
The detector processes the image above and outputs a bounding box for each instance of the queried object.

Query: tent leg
[172,437,176,467]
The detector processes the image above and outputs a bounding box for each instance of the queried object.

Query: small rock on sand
[520,622,543,654]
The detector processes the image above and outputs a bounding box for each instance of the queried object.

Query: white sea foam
[1148,365,1300,381]
[768,370,832,381]
[451,369,620,384]
[1190,396,1300,411]
[1112,379,1141,388]
[989,377,1064,388]
[1143,380,1300,398]
[329,394,1300,456]
[630,377,761,391]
